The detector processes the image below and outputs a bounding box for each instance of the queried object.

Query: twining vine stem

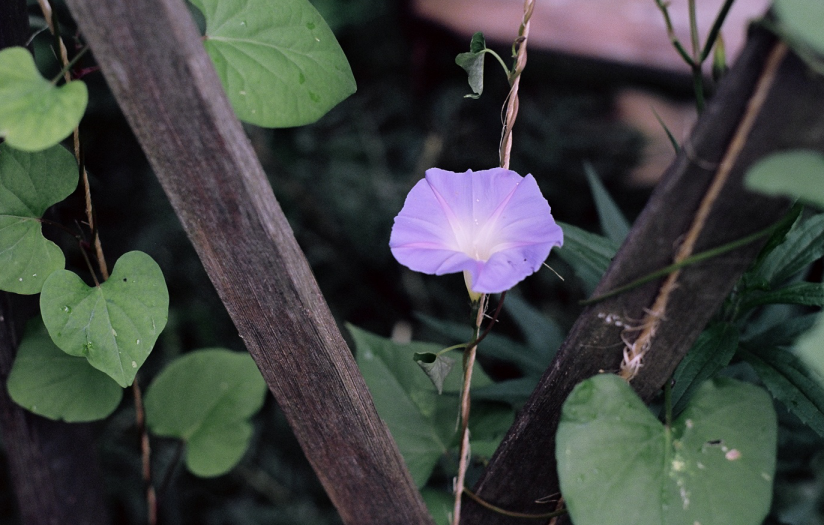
[453,0,535,523]
[452,293,487,525]
[34,2,151,522]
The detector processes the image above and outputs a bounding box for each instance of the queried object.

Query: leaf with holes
[557,374,776,525]
[40,251,169,387]
[0,47,88,151]
[144,348,267,477]
[0,143,77,294]
[7,317,123,422]
[190,0,356,127]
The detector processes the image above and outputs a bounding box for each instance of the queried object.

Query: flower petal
[390,167,563,293]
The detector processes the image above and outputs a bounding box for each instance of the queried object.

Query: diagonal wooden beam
[463,23,824,523]
[62,0,433,522]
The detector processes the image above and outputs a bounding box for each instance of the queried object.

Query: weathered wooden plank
[62,0,432,523]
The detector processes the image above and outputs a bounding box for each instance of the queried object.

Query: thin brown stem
[36,0,109,282]
[132,380,157,525]
[498,0,533,169]
[452,293,487,525]
[77,143,109,279]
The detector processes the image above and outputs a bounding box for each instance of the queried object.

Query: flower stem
[453,293,487,525]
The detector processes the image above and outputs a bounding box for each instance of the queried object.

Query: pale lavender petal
[390,166,563,293]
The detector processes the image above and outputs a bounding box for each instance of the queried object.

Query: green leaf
[742,311,818,348]
[0,47,88,151]
[671,323,739,416]
[746,150,824,209]
[0,143,77,294]
[554,221,618,294]
[350,324,490,487]
[752,212,824,287]
[455,32,487,99]
[774,0,824,55]
[414,352,456,395]
[416,313,544,376]
[420,487,453,525]
[797,312,824,379]
[739,345,824,438]
[144,348,267,477]
[557,374,776,525]
[503,292,563,365]
[7,317,123,422]
[740,282,824,311]
[40,251,169,387]
[583,161,630,244]
[747,203,803,276]
[472,376,538,407]
[190,0,356,128]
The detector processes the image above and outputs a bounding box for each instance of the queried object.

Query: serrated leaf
[7,317,123,422]
[584,161,630,244]
[144,348,267,477]
[774,0,824,55]
[350,324,491,487]
[746,150,824,209]
[671,323,739,416]
[554,221,618,294]
[753,213,824,286]
[740,282,824,312]
[40,251,169,387]
[557,374,776,525]
[455,32,487,99]
[414,352,456,394]
[739,345,824,437]
[0,143,77,294]
[190,0,356,128]
[0,47,88,151]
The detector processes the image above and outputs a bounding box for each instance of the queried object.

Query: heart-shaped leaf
[190,0,356,128]
[144,348,267,477]
[7,317,123,422]
[745,150,824,210]
[0,143,78,294]
[557,374,776,525]
[0,47,88,151]
[414,351,456,394]
[40,251,169,387]
[350,324,495,487]
[456,32,488,99]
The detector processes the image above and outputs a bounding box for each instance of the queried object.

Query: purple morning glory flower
[389,167,563,294]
